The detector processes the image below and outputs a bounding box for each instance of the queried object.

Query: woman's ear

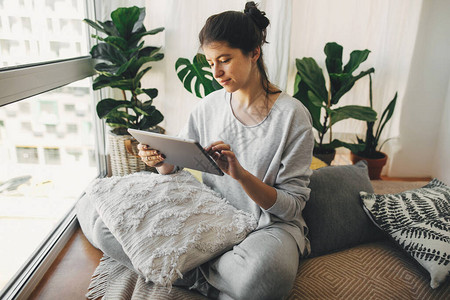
[251,47,261,62]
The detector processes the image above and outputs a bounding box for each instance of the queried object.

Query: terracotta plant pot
[350,151,388,180]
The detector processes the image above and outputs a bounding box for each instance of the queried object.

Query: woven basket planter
[108,131,158,176]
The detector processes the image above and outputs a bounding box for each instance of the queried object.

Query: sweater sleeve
[265,122,314,222]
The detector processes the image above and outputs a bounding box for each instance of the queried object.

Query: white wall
[389,0,450,179]
[433,79,450,184]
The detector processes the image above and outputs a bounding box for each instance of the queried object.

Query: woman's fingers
[205,141,232,157]
[137,143,165,167]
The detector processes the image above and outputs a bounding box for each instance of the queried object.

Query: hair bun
[244,1,269,31]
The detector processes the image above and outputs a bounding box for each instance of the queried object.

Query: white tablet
[128,129,224,176]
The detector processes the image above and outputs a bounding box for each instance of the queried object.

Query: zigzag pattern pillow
[360,178,450,289]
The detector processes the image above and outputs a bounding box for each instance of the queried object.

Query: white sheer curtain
[142,0,292,136]
[288,0,422,149]
[94,0,450,179]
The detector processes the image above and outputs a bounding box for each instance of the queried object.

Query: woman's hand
[205,141,247,181]
[137,143,166,167]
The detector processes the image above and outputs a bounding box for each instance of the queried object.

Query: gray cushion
[303,160,385,257]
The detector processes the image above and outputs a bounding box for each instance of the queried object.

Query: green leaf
[105,116,128,128]
[96,99,130,119]
[84,19,107,34]
[307,90,325,107]
[293,73,323,132]
[138,110,164,129]
[131,7,146,34]
[91,43,127,65]
[103,36,128,51]
[93,75,134,90]
[295,58,328,104]
[133,66,152,88]
[128,27,165,47]
[115,56,137,76]
[129,54,164,75]
[141,102,156,114]
[131,105,147,117]
[175,54,222,98]
[330,67,375,105]
[338,141,366,153]
[138,46,161,58]
[98,20,119,36]
[328,73,350,100]
[94,63,120,76]
[142,88,158,99]
[111,6,141,40]
[329,105,377,126]
[324,42,343,74]
[375,92,397,142]
[109,110,137,122]
[343,49,371,74]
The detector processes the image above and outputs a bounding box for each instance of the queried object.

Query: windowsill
[28,222,102,300]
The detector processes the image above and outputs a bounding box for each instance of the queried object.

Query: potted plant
[84,6,165,175]
[175,54,222,98]
[293,42,377,164]
[344,74,397,179]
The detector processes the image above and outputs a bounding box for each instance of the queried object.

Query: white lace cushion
[85,170,257,287]
[360,178,450,289]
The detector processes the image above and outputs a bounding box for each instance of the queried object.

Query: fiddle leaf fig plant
[85,6,165,135]
[294,42,377,154]
[175,54,222,98]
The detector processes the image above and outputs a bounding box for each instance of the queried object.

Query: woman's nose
[212,65,224,79]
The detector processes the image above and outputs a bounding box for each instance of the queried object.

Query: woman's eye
[220,59,230,64]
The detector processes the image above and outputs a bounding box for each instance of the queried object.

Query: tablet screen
[128,129,223,176]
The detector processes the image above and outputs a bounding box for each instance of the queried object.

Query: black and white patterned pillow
[360,178,450,289]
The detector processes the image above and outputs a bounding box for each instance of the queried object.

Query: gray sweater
[178,89,314,255]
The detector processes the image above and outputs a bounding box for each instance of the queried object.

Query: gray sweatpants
[76,195,299,300]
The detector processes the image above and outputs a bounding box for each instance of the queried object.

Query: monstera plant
[294,42,377,164]
[85,6,165,135]
[175,54,222,98]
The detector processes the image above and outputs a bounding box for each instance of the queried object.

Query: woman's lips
[220,79,231,85]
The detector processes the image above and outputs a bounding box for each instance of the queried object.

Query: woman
[138,2,314,299]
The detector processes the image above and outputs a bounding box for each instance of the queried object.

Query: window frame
[0,56,95,107]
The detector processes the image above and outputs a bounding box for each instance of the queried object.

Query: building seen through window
[0,0,97,292]
[0,0,89,68]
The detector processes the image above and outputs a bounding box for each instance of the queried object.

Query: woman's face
[203,41,259,93]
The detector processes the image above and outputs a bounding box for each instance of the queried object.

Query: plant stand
[350,151,388,180]
[108,132,155,176]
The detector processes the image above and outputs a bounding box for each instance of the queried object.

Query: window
[18,102,30,113]
[43,147,61,164]
[20,121,32,131]
[0,1,103,298]
[64,104,75,112]
[66,123,78,133]
[45,124,57,134]
[0,0,89,68]
[66,147,82,162]
[16,146,39,164]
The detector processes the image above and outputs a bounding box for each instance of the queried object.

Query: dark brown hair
[199,1,278,95]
